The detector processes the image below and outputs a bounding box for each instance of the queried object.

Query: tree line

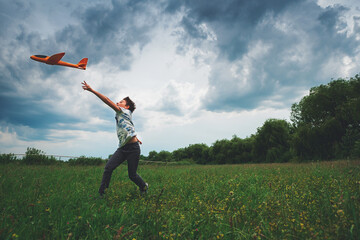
[1,75,359,165]
[142,74,360,164]
[0,147,105,165]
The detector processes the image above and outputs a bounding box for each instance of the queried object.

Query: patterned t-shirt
[115,107,137,147]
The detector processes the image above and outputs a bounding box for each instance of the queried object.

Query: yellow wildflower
[337,210,344,215]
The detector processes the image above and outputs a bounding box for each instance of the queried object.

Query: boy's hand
[82,81,93,92]
[135,136,142,144]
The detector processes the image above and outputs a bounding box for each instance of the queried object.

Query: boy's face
[116,99,129,109]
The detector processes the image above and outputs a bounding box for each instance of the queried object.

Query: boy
[81,81,148,198]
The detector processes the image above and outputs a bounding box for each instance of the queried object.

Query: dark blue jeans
[98,142,146,195]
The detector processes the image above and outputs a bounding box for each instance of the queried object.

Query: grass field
[1,160,359,239]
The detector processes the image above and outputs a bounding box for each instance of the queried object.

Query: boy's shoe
[140,183,149,195]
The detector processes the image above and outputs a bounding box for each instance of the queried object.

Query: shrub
[68,156,104,166]
[0,153,18,164]
[176,158,196,165]
[23,147,57,165]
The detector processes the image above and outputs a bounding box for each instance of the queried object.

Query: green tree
[184,144,209,164]
[0,153,18,164]
[172,148,187,162]
[291,75,360,160]
[207,136,256,164]
[23,147,57,165]
[210,139,231,164]
[68,156,104,166]
[171,144,210,164]
[157,151,172,162]
[230,135,255,164]
[253,119,292,163]
[147,151,158,161]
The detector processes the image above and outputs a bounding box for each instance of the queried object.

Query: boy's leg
[126,143,146,189]
[98,148,125,195]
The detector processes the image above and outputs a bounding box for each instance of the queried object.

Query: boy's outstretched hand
[82,81,93,92]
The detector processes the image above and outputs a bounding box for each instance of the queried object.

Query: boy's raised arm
[81,81,120,112]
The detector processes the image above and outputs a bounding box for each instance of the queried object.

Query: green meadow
[1,160,359,239]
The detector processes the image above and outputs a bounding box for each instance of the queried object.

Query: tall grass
[1,160,359,239]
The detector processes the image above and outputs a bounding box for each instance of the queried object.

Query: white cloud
[139,107,291,153]
[317,0,360,35]
[157,79,205,115]
[0,127,117,158]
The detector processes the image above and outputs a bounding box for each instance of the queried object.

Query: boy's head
[123,96,136,113]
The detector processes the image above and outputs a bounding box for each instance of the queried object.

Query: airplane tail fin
[78,58,88,70]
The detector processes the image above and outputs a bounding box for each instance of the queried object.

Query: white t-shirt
[115,107,137,147]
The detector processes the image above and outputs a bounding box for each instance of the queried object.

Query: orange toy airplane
[30,52,88,70]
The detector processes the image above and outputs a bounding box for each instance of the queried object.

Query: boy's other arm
[81,81,121,112]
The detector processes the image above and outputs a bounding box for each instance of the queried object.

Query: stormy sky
[1,0,359,158]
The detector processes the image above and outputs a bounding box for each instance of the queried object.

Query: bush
[23,147,57,165]
[68,156,104,166]
[176,158,196,165]
[0,153,18,164]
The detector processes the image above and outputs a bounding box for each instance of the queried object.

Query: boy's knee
[104,165,115,172]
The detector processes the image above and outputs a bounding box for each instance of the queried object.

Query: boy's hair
[124,96,136,113]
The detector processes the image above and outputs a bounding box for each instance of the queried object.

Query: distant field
[1,160,359,239]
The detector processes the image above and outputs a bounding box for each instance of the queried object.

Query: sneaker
[140,183,149,195]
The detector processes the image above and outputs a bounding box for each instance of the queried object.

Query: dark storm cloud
[318,5,348,31]
[0,0,30,34]
[166,0,300,60]
[0,0,160,142]
[1,0,157,65]
[1,0,160,78]
[0,23,78,135]
[0,94,78,141]
[164,0,360,112]
[55,0,159,69]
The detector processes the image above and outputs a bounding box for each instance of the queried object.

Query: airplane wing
[47,52,65,64]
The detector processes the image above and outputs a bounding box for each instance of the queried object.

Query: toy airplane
[30,52,88,70]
